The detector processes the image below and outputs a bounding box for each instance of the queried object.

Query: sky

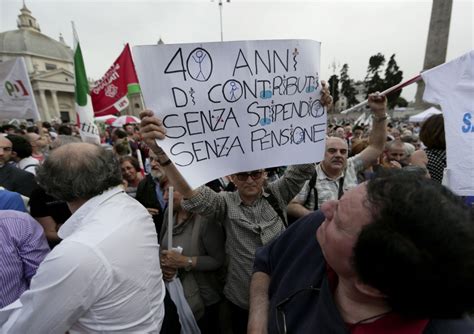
[1,0,473,102]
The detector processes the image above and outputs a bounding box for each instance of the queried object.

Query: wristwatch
[185,257,193,271]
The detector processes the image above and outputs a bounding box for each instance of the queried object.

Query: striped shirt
[0,210,50,308]
[182,164,314,309]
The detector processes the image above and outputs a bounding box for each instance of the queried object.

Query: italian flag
[73,22,100,144]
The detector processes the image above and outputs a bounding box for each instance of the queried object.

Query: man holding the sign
[140,108,317,333]
[141,83,337,333]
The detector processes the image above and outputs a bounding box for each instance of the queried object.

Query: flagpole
[340,74,422,114]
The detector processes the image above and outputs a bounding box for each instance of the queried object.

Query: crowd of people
[0,88,473,333]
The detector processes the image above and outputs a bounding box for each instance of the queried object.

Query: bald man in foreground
[1,143,165,333]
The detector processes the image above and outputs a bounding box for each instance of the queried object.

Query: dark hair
[354,173,474,317]
[6,134,32,158]
[113,128,128,139]
[1,124,18,133]
[419,114,445,150]
[42,122,52,129]
[57,125,72,135]
[119,155,140,172]
[26,126,39,134]
[36,143,122,202]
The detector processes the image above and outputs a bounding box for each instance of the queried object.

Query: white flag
[0,57,40,121]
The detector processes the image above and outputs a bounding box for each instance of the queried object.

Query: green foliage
[363,53,404,109]
[395,96,408,107]
[384,54,404,109]
[328,74,340,105]
[340,64,359,107]
[364,53,386,95]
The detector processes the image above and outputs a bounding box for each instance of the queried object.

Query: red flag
[91,44,140,117]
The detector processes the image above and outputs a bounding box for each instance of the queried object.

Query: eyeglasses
[235,170,263,181]
[276,286,320,334]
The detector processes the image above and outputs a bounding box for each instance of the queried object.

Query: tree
[328,74,340,109]
[384,54,404,109]
[339,64,359,108]
[364,53,385,96]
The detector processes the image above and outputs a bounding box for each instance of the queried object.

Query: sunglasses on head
[235,170,263,181]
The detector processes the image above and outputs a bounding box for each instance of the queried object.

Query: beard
[150,169,164,180]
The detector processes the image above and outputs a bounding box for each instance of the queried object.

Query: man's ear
[10,151,18,159]
[354,278,387,299]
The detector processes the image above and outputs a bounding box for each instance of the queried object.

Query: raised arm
[139,110,196,199]
[357,93,388,169]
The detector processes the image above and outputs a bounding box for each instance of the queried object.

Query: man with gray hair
[1,143,165,333]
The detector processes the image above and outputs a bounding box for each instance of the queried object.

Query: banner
[72,23,100,145]
[422,50,474,196]
[91,44,140,117]
[133,40,325,188]
[0,57,40,121]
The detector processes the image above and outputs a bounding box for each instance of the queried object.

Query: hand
[161,250,187,269]
[146,208,160,216]
[367,92,387,116]
[139,110,167,154]
[320,80,333,107]
[161,265,177,281]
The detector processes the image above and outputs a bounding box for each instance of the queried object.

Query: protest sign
[133,40,325,188]
[0,57,40,121]
[422,50,473,196]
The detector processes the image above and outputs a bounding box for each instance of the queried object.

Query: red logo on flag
[91,44,139,117]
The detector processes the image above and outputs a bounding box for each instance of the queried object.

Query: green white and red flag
[72,22,100,144]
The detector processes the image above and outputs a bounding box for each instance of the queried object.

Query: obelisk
[414,0,453,108]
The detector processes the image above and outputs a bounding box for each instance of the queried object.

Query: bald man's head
[36,143,122,202]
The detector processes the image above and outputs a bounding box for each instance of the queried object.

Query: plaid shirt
[293,155,364,210]
[182,164,314,309]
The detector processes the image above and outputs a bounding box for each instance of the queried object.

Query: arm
[4,243,109,333]
[357,93,388,169]
[248,272,271,334]
[18,215,50,281]
[36,216,61,245]
[287,200,312,219]
[139,110,196,199]
[286,181,312,219]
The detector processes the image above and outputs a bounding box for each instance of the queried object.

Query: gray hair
[36,143,122,202]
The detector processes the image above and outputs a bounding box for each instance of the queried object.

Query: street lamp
[212,0,231,42]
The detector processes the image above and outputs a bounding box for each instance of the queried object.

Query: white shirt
[1,186,165,333]
[422,50,474,196]
[17,156,40,175]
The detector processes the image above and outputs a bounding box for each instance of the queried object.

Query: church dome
[0,3,73,62]
[0,29,73,61]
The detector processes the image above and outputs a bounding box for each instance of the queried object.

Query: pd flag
[91,44,140,117]
[0,57,40,121]
[72,22,100,144]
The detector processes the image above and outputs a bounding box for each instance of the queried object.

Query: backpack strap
[22,164,38,171]
[304,169,318,210]
[263,187,287,227]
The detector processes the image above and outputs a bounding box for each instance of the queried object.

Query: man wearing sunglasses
[249,172,474,333]
[139,83,333,334]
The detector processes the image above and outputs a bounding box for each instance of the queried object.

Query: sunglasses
[235,170,263,181]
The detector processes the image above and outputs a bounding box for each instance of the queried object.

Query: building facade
[0,4,75,122]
